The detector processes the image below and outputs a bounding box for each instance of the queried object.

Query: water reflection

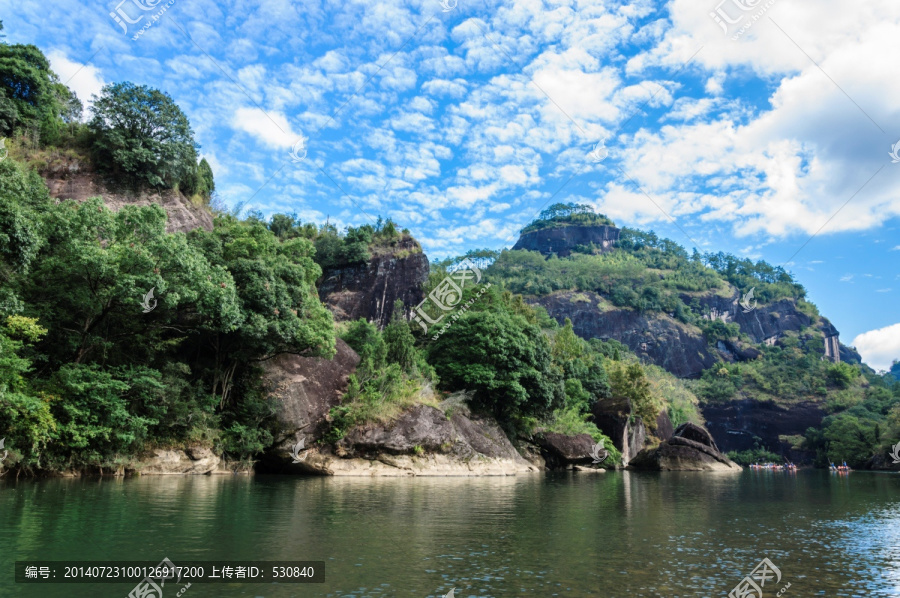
[0,471,897,597]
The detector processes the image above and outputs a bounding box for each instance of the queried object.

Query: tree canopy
[89,82,198,190]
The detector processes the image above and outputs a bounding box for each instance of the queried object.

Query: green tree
[383,300,416,373]
[89,82,198,189]
[341,318,386,375]
[827,362,858,389]
[608,361,660,430]
[428,310,563,421]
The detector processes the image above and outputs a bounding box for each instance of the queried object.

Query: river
[1,470,898,597]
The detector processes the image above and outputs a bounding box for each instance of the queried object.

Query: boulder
[292,403,537,476]
[863,453,900,472]
[673,422,719,451]
[628,423,741,472]
[261,338,360,463]
[535,432,607,469]
[592,395,670,465]
[136,447,219,475]
[339,404,453,455]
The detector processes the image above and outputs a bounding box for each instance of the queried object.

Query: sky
[5,0,900,370]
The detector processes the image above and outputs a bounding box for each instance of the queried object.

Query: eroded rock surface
[293,404,536,476]
[262,338,360,451]
[628,423,741,471]
[136,447,220,474]
[534,291,717,378]
[41,157,213,233]
[318,237,429,328]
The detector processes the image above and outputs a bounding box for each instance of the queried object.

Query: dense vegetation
[0,155,336,470]
[521,202,615,234]
[486,198,900,468]
[1,28,897,474]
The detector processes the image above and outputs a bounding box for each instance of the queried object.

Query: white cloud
[231,107,299,149]
[852,323,900,371]
[47,50,105,114]
[618,0,900,238]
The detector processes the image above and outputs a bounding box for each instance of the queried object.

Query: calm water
[1,470,899,597]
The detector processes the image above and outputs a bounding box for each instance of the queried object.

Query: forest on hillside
[1,26,898,474]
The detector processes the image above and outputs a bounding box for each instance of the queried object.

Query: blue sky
[6,0,900,369]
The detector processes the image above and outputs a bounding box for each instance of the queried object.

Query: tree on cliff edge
[89,82,197,190]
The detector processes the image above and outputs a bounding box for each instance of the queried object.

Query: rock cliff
[512,224,619,257]
[534,291,717,378]
[261,338,361,451]
[700,398,824,462]
[39,153,214,233]
[318,236,429,328]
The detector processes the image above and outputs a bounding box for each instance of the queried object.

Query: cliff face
[318,237,429,328]
[262,338,361,448]
[701,398,824,463]
[534,291,717,378]
[512,225,620,257]
[40,154,214,233]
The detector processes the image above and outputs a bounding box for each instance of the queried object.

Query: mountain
[477,203,891,464]
[1,38,896,475]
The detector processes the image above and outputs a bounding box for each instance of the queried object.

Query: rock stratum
[40,153,214,233]
[318,236,429,328]
[513,224,620,257]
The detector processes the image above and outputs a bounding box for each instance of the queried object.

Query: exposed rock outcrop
[318,236,429,328]
[135,447,220,474]
[512,225,620,257]
[291,404,537,476]
[534,291,717,378]
[40,156,214,233]
[534,432,603,469]
[701,398,824,463]
[693,295,812,345]
[628,423,741,471]
[864,453,900,472]
[590,392,673,465]
[262,339,360,451]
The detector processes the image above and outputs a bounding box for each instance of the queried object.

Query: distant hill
[887,361,900,381]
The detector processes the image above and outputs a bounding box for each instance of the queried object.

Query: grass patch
[544,406,622,465]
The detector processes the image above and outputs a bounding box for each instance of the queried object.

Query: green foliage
[383,300,417,374]
[327,310,435,441]
[0,156,336,469]
[0,43,81,140]
[485,248,711,320]
[544,406,622,465]
[643,364,703,427]
[827,362,858,389]
[694,342,864,407]
[701,250,805,303]
[313,224,372,270]
[48,364,162,467]
[428,309,564,421]
[89,82,198,189]
[804,383,900,468]
[727,448,784,466]
[521,202,615,234]
[608,361,661,430]
[0,158,49,274]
